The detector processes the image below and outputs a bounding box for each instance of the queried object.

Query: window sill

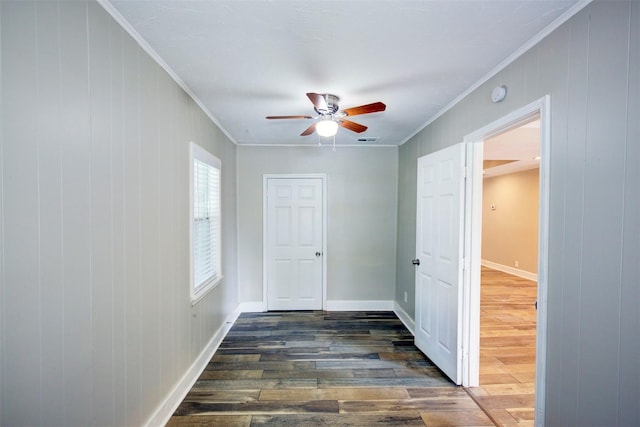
[191,275,224,306]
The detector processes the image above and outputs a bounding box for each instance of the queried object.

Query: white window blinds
[193,158,220,288]
[190,143,222,303]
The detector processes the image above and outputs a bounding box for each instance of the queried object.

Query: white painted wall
[0,1,238,425]
[237,145,398,306]
[396,2,639,425]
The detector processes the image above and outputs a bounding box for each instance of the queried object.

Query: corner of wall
[393,301,415,336]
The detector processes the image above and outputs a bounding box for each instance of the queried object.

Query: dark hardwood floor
[168,311,495,426]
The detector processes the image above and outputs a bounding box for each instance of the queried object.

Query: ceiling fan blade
[300,123,317,136]
[306,92,328,111]
[339,119,367,133]
[341,101,386,117]
[266,115,314,119]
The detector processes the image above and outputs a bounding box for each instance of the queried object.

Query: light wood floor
[167,268,536,426]
[467,267,538,427]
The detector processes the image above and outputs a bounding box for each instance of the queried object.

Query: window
[190,142,222,304]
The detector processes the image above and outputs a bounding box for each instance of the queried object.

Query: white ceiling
[105,0,580,146]
[483,119,540,177]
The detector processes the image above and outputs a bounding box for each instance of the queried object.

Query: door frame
[262,174,328,311]
[462,95,550,425]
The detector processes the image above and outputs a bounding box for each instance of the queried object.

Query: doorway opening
[462,96,550,425]
[474,118,541,424]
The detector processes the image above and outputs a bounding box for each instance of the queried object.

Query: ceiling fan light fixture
[266,93,385,138]
[316,119,338,137]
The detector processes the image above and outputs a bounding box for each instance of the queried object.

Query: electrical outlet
[515,260,519,268]
[404,291,408,303]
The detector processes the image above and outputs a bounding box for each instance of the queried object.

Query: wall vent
[356,137,379,143]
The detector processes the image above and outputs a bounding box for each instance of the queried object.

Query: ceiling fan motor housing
[314,93,340,115]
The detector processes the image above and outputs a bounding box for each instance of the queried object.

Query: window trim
[189,142,223,305]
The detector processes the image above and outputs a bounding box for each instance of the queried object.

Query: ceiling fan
[266,93,386,137]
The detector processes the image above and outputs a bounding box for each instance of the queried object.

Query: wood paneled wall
[0,1,238,425]
[396,2,639,425]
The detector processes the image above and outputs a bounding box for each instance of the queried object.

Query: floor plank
[420,409,496,426]
[250,413,427,426]
[467,267,537,427]
[166,414,252,427]
[339,397,481,413]
[259,387,411,401]
[173,399,339,416]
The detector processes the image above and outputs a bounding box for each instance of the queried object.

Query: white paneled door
[414,144,465,384]
[266,177,324,310]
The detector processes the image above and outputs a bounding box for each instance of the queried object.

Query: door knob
[316,251,322,257]
[412,258,420,266]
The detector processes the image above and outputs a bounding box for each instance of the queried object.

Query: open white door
[265,177,324,310]
[414,143,465,384]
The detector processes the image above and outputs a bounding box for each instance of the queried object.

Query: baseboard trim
[325,300,394,311]
[238,301,266,312]
[393,301,415,336]
[481,259,538,282]
[143,307,242,427]
[239,300,396,312]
